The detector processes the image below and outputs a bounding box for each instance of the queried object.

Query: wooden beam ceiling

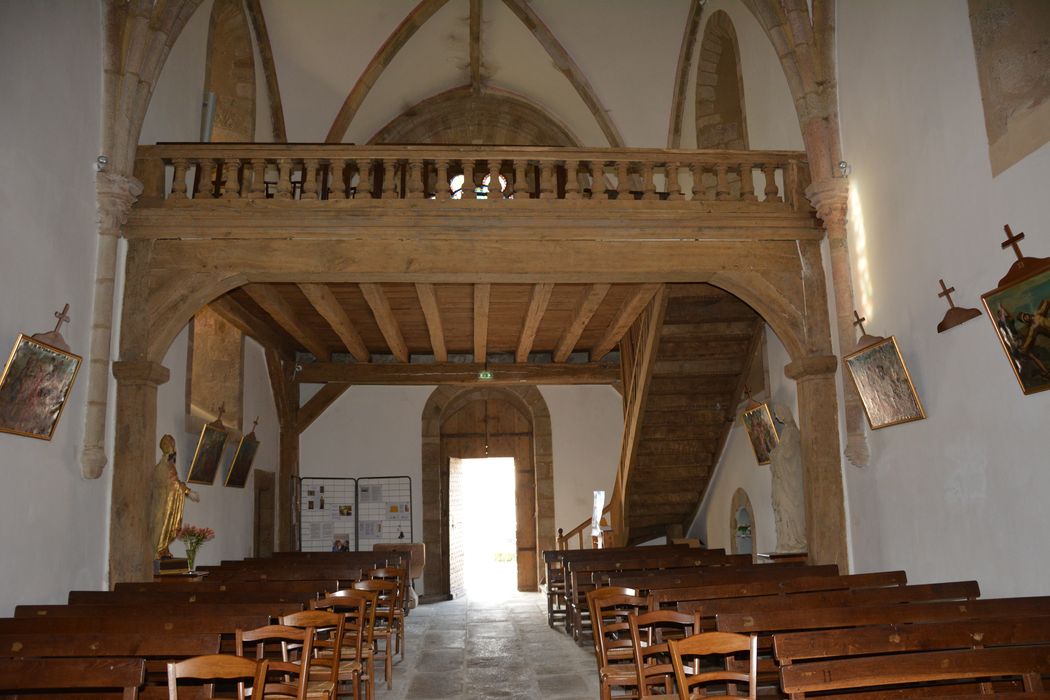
[415,283,448,362]
[296,362,619,386]
[553,283,610,362]
[298,283,370,362]
[359,283,409,362]
[244,284,331,361]
[515,283,553,362]
[591,284,662,360]
[208,295,296,355]
[473,283,490,362]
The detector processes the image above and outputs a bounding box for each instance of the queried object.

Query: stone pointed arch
[204,0,256,142]
[421,385,554,599]
[667,0,704,148]
[695,10,749,150]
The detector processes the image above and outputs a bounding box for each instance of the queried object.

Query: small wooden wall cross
[994,223,1050,288]
[852,310,867,336]
[30,302,73,352]
[936,278,981,333]
[1001,224,1025,260]
[851,309,884,351]
[52,304,71,334]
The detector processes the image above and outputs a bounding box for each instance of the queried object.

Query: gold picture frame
[0,334,81,440]
[981,263,1050,396]
[186,420,229,485]
[224,431,259,488]
[740,402,779,465]
[844,335,925,429]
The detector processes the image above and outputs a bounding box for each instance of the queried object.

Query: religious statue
[151,434,199,559]
[767,404,807,553]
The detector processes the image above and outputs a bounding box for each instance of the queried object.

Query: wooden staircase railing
[557,504,613,550]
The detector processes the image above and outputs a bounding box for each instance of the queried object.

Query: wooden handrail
[557,503,612,550]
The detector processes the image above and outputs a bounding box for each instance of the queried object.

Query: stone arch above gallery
[696,10,749,150]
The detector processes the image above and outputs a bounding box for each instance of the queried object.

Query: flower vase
[186,547,197,573]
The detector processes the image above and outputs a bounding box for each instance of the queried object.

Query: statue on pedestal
[768,404,807,553]
[151,434,199,559]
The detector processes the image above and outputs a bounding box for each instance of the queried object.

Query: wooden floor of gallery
[388,591,598,700]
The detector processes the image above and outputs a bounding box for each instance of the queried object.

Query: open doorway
[449,457,518,599]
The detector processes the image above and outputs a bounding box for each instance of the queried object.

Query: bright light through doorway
[459,457,517,598]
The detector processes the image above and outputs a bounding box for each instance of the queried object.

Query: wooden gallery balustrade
[130,145,817,241]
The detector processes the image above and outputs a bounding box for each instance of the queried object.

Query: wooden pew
[67,590,317,606]
[0,657,146,699]
[607,564,841,592]
[0,633,220,659]
[15,602,304,619]
[200,567,362,583]
[0,614,273,636]
[112,580,340,595]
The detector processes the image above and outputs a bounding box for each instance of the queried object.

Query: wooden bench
[67,590,318,606]
[15,602,304,619]
[0,657,146,699]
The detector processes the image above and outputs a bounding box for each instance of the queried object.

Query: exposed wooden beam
[469,0,482,95]
[264,348,296,424]
[359,283,409,362]
[296,362,620,386]
[667,0,703,148]
[591,284,663,360]
[245,0,287,142]
[208,294,295,354]
[415,283,447,362]
[473,283,490,363]
[553,283,610,362]
[325,0,451,142]
[296,382,351,435]
[500,0,625,147]
[243,284,331,361]
[515,283,554,363]
[298,283,370,363]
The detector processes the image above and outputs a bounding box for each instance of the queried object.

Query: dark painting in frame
[844,335,925,429]
[224,431,259,488]
[0,334,81,440]
[186,420,229,485]
[981,264,1050,396]
[740,402,779,465]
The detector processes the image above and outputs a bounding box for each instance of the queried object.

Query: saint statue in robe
[151,434,200,559]
[768,404,807,553]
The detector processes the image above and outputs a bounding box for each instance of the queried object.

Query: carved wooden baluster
[407,158,425,199]
[690,162,704,200]
[665,161,682,200]
[197,159,216,198]
[461,160,476,199]
[435,159,450,200]
[301,159,319,200]
[487,160,503,199]
[591,160,607,200]
[539,161,555,200]
[641,161,657,200]
[272,159,292,200]
[170,158,188,199]
[564,160,580,199]
[616,160,631,199]
[715,163,730,200]
[246,159,266,198]
[513,160,528,199]
[328,159,344,199]
[739,162,756,201]
[223,158,242,199]
[363,160,377,199]
[763,164,780,201]
[382,159,397,199]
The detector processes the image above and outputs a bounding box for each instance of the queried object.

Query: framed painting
[845,336,926,429]
[981,264,1050,395]
[740,402,779,465]
[186,421,229,485]
[0,334,81,440]
[224,431,259,488]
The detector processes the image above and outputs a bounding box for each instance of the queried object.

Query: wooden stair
[624,286,763,544]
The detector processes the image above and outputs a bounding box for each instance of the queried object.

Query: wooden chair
[667,632,758,699]
[235,623,327,700]
[367,566,408,659]
[627,610,699,699]
[352,579,398,688]
[279,609,353,700]
[304,595,372,700]
[586,587,646,700]
[166,654,269,700]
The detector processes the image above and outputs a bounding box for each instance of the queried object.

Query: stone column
[806,177,869,467]
[785,354,849,571]
[109,359,170,585]
[81,173,143,480]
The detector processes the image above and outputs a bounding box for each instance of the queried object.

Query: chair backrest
[585,587,645,671]
[352,579,399,631]
[667,632,758,699]
[312,592,373,664]
[166,654,268,700]
[235,624,315,700]
[628,610,699,699]
[367,567,408,611]
[280,609,347,685]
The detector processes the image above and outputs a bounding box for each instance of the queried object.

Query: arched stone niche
[696,10,749,150]
[420,385,555,600]
[730,487,756,556]
[370,87,579,146]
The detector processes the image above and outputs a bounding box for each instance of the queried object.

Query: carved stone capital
[96,172,143,235]
[784,354,838,381]
[112,360,170,387]
[805,176,849,234]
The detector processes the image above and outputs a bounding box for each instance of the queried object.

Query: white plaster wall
[838,0,1050,596]
[156,328,280,567]
[690,327,800,555]
[0,1,106,614]
[299,384,623,593]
